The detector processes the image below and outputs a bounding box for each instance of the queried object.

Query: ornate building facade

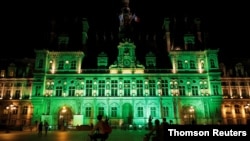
[1,0,248,131]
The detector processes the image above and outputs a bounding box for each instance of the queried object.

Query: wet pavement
[0,129,147,141]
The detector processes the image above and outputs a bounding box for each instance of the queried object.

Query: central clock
[123,59,131,67]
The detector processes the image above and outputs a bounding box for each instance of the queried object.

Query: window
[58,61,64,69]
[210,59,215,68]
[70,60,76,69]
[14,90,20,99]
[149,80,156,96]
[85,107,91,117]
[86,80,93,96]
[161,80,168,96]
[124,80,130,96]
[98,107,104,116]
[137,107,143,117]
[35,86,41,96]
[98,80,105,96]
[213,85,219,96]
[191,86,198,96]
[68,86,75,96]
[177,60,183,69]
[150,107,156,117]
[162,106,169,117]
[55,86,63,96]
[179,86,185,96]
[111,80,118,96]
[111,107,117,117]
[136,80,143,96]
[22,106,28,115]
[38,59,43,68]
[190,60,195,69]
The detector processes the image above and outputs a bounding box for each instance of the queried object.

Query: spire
[118,0,139,41]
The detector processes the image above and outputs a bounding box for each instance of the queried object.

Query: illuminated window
[137,107,143,117]
[98,80,105,96]
[161,80,168,96]
[191,86,198,96]
[235,105,241,114]
[68,86,75,96]
[136,80,143,96]
[85,107,91,117]
[98,107,104,116]
[70,60,76,69]
[179,86,185,96]
[149,80,156,96]
[86,80,93,96]
[162,106,169,117]
[124,80,130,96]
[150,107,156,117]
[55,86,63,96]
[111,107,117,117]
[111,80,118,96]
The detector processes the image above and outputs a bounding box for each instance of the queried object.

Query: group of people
[144,118,169,141]
[37,120,49,137]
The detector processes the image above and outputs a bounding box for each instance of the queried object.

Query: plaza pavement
[0,129,147,141]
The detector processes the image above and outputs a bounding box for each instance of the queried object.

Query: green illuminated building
[0,0,226,130]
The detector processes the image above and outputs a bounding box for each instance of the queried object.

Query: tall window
[111,107,117,117]
[213,85,219,96]
[22,106,28,115]
[124,80,130,96]
[14,90,20,99]
[55,86,63,96]
[111,80,118,96]
[136,80,143,96]
[86,80,93,96]
[38,59,43,68]
[98,80,105,96]
[68,86,75,96]
[5,90,11,99]
[58,60,64,69]
[177,60,183,69]
[161,80,168,96]
[98,107,104,116]
[190,60,195,69]
[149,80,156,96]
[210,59,215,68]
[191,86,198,96]
[85,107,91,117]
[35,86,41,96]
[162,106,169,117]
[137,107,143,117]
[70,60,76,69]
[179,86,185,96]
[150,107,156,117]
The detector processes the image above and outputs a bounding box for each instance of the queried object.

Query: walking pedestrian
[38,121,43,137]
[44,121,49,136]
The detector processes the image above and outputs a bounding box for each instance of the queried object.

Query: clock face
[123,59,131,67]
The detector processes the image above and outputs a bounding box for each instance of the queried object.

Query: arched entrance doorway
[122,103,133,125]
[182,106,195,125]
[58,106,73,130]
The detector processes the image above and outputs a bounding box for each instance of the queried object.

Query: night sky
[1,1,249,62]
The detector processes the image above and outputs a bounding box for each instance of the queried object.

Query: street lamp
[6,104,16,133]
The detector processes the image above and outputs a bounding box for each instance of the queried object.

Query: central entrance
[58,106,73,130]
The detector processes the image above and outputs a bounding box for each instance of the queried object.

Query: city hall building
[2,0,248,130]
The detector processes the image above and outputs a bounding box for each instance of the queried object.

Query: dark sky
[2,1,249,62]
